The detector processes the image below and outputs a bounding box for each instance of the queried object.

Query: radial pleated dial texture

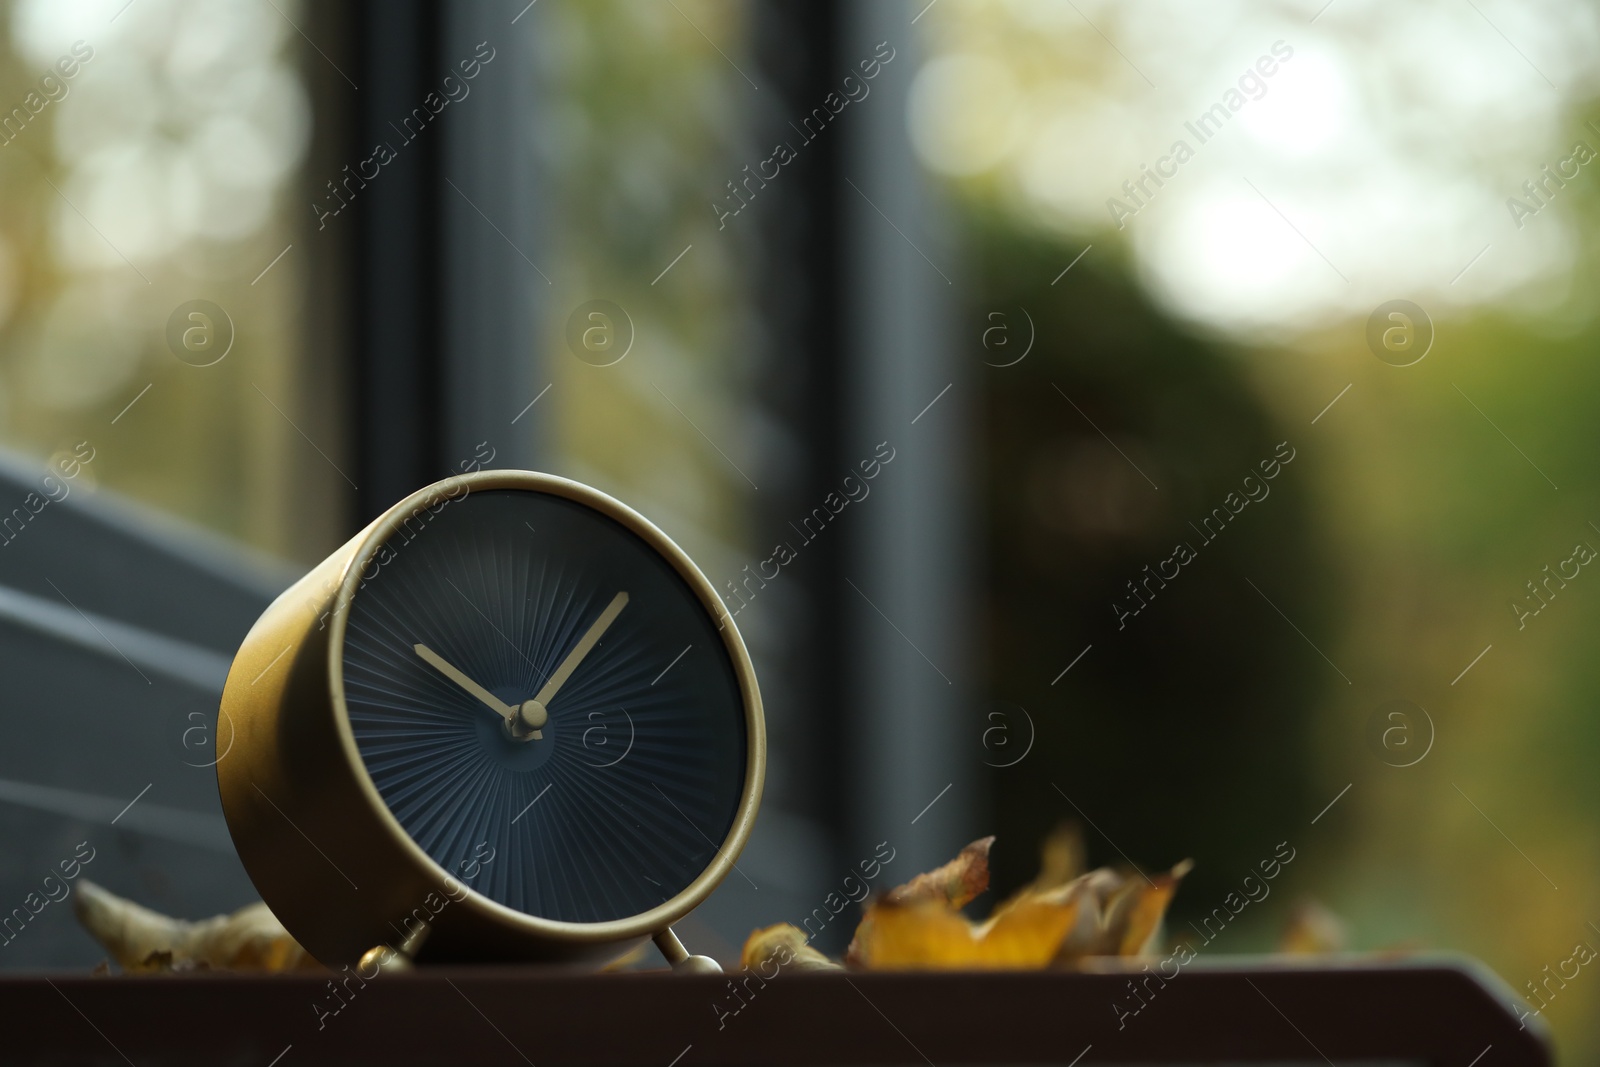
[340,488,747,923]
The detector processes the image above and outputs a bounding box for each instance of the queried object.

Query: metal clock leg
[653,927,723,974]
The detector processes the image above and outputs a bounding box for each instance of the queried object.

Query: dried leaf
[741,923,841,972]
[1278,898,1348,955]
[847,839,998,966]
[845,836,1192,971]
[1027,822,1086,892]
[1060,874,1139,959]
[883,836,994,908]
[992,866,1104,955]
[1052,859,1193,961]
[848,896,1083,970]
[767,834,1195,973]
[1111,859,1193,956]
[73,880,320,973]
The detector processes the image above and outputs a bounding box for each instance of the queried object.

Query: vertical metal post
[346,0,542,522]
[440,1,542,472]
[350,0,444,520]
[839,0,979,873]
[743,0,853,937]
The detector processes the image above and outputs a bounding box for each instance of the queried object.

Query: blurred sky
[911,0,1600,338]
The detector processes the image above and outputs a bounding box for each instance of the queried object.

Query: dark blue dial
[340,488,748,923]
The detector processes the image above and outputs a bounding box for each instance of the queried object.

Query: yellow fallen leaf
[853,836,1192,970]
[1026,822,1086,892]
[1050,860,1193,961]
[759,835,1192,973]
[884,836,994,908]
[1278,898,1348,955]
[1047,871,1129,961]
[1110,859,1193,956]
[741,923,841,972]
[73,880,320,973]
[848,896,1083,969]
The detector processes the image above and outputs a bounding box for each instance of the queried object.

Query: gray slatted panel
[0,451,289,969]
[0,450,293,653]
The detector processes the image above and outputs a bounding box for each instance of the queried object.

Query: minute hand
[523,591,629,724]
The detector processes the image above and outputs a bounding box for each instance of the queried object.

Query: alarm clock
[216,471,763,970]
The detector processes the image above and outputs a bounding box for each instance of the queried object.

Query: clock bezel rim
[325,469,764,945]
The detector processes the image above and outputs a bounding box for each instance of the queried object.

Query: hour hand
[412,643,542,739]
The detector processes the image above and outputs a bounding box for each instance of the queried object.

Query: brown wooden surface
[0,956,1549,1065]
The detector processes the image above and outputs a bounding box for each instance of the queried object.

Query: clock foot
[358,920,431,973]
[653,926,723,974]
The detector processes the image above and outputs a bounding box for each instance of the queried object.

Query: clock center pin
[512,699,549,740]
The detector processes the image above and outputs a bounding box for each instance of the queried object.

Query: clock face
[338,487,749,924]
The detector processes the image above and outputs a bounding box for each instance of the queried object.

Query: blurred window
[0,0,343,562]
[535,0,758,584]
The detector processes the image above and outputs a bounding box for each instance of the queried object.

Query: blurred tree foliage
[967,166,1600,1054]
[970,214,1334,927]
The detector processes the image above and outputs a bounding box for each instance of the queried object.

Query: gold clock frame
[217,470,765,969]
